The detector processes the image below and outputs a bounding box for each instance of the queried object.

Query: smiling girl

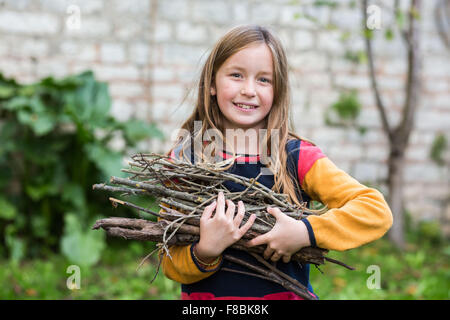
[160,24,393,300]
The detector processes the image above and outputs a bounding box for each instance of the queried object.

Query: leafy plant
[429,133,447,166]
[0,71,164,264]
[324,90,365,132]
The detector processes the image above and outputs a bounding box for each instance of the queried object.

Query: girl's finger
[271,252,281,262]
[238,213,256,238]
[215,191,225,216]
[201,201,216,221]
[245,226,269,247]
[233,201,245,228]
[225,199,236,220]
[263,246,275,260]
[282,255,291,263]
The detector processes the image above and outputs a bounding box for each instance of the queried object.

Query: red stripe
[220,151,260,163]
[181,291,317,300]
[297,141,326,186]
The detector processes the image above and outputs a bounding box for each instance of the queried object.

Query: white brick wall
[0,0,448,232]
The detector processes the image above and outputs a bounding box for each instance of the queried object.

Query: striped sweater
[160,139,393,300]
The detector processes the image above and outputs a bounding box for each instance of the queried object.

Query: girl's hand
[246,207,311,263]
[195,192,256,262]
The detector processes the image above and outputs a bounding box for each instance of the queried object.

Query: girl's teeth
[236,103,256,109]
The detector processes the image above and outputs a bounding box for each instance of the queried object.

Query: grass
[310,237,450,299]
[0,236,448,300]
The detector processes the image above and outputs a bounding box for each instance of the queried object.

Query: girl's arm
[299,142,393,251]
[158,206,223,285]
[159,147,220,284]
[160,242,223,285]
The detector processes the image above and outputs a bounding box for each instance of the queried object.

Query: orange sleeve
[302,157,393,251]
[158,204,222,283]
[160,242,222,284]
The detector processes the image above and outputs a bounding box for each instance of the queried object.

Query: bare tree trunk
[387,152,406,248]
[363,0,422,249]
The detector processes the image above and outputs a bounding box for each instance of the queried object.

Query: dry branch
[92,153,353,300]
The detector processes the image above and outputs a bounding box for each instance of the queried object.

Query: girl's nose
[240,81,256,97]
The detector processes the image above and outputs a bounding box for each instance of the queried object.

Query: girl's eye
[230,73,242,78]
[259,77,271,83]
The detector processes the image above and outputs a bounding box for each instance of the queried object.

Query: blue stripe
[301,218,317,247]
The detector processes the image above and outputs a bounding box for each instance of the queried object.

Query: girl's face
[211,43,274,132]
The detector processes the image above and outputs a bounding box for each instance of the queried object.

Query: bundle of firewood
[92,153,353,300]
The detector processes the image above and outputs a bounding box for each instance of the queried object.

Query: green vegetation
[0,71,447,300]
[1,233,448,300]
[0,71,163,267]
[311,237,449,299]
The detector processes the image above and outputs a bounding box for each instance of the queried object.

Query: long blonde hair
[168,24,309,207]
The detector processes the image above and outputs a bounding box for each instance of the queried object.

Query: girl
[160,24,393,300]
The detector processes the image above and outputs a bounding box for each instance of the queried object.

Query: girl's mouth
[233,102,258,111]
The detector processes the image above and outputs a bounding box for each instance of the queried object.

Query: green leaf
[60,213,106,267]
[5,224,26,263]
[31,214,50,238]
[17,109,55,136]
[363,28,374,40]
[3,96,30,111]
[0,196,17,220]
[385,28,394,41]
[313,0,338,8]
[430,133,447,166]
[122,120,165,142]
[62,183,86,211]
[25,183,59,201]
[84,143,125,179]
[332,91,361,120]
[395,11,405,29]
[0,86,15,99]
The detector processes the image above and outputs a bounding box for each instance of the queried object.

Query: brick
[175,22,208,44]
[0,11,59,35]
[280,6,314,28]
[109,82,145,98]
[232,2,249,21]
[13,38,49,58]
[404,163,442,183]
[292,30,315,51]
[289,52,327,72]
[250,3,279,24]
[59,41,97,61]
[64,17,111,38]
[334,73,371,90]
[112,0,150,15]
[93,64,140,81]
[352,161,381,182]
[161,43,208,65]
[159,0,190,20]
[330,8,363,31]
[191,0,230,24]
[154,66,176,81]
[40,0,103,14]
[151,84,185,100]
[154,21,173,42]
[35,58,70,78]
[110,99,134,122]
[129,43,150,65]
[107,131,126,152]
[317,30,344,54]
[415,110,450,130]
[100,43,126,63]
